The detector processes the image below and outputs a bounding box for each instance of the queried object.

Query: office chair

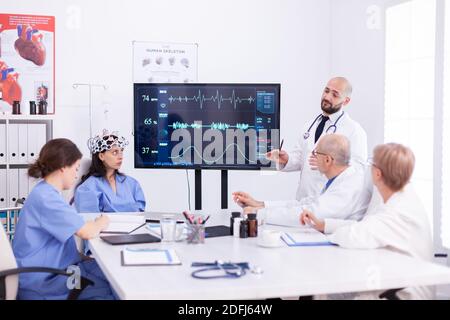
[62,157,92,204]
[379,288,403,300]
[0,224,94,300]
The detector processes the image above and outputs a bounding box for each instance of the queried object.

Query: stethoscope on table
[303,111,345,140]
[191,260,264,279]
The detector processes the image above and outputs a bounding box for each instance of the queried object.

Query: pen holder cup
[186,224,205,244]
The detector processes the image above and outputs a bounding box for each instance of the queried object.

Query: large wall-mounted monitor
[134,83,280,170]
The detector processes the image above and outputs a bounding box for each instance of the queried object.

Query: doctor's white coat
[261,165,372,226]
[272,110,367,204]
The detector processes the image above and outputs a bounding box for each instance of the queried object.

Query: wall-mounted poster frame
[132,41,198,83]
[0,13,55,114]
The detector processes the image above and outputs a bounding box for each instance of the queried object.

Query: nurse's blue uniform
[12,180,115,300]
[74,174,146,213]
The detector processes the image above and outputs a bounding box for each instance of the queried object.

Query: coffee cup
[257,230,282,248]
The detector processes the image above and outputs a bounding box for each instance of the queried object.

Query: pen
[304,214,316,227]
[182,211,193,224]
[202,215,210,225]
[306,220,316,227]
[279,139,284,151]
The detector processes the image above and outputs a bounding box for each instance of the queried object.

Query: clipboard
[281,231,334,247]
[121,248,182,266]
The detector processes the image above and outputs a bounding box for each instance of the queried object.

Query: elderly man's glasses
[312,149,333,160]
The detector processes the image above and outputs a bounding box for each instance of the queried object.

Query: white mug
[257,229,282,248]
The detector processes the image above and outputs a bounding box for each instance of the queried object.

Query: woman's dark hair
[28,138,82,178]
[76,148,124,189]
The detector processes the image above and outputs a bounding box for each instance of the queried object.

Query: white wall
[330,0,388,152]
[1,0,333,212]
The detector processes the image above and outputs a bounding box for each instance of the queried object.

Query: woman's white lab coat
[325,184,434,299]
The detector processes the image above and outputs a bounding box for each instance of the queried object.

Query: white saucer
[257,240,283,248]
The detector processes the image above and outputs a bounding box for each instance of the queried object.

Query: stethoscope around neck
[303,111,345,140]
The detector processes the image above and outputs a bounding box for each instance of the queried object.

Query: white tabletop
[88,211,450,300]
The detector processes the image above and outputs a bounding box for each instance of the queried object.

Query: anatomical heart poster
[133,41,198,83]
[0,13,55,114]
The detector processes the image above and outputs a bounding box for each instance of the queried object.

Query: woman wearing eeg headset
[73,129,146,213]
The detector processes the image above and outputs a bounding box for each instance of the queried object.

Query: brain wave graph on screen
[167,89,256,109]
[169,143,268,164]
[168,122,253,130]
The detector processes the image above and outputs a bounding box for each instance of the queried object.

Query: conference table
[87,211,450,300]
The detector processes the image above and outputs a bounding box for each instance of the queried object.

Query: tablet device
[205,225,231,238]
[144,211,186,223]
[100,233,161,245]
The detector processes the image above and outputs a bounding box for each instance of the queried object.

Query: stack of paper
[121,248,181,266]
[281,229,332,246]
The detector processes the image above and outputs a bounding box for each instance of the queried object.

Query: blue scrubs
[74,174,146,213]
[12,180,115,300]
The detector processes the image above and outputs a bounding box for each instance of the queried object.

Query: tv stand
[194,169,228,210]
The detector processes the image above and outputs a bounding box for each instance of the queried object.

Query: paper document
[146,223,162,237]
[101,214,146,234]
[121,248,181,266]
[281,229,333,246]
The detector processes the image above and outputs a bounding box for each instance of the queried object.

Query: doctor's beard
[321,99,343,115]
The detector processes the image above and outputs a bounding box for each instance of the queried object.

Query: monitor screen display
[134,83,280,170]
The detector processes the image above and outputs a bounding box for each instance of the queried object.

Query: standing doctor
[267,76,367,204]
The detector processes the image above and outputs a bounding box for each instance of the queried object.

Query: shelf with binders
[0,164,31,169]
[0,208,21,242]
[0,116,52,237]
[0,118,53,167]
[0,114,55,121]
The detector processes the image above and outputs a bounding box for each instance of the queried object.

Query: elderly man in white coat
[301,143,434,299]
[265,77,367,208]
[233,134,372,226]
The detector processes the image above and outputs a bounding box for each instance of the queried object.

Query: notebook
[121,248,182,266]
[281,229,333,246]
[101,214,146,234]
